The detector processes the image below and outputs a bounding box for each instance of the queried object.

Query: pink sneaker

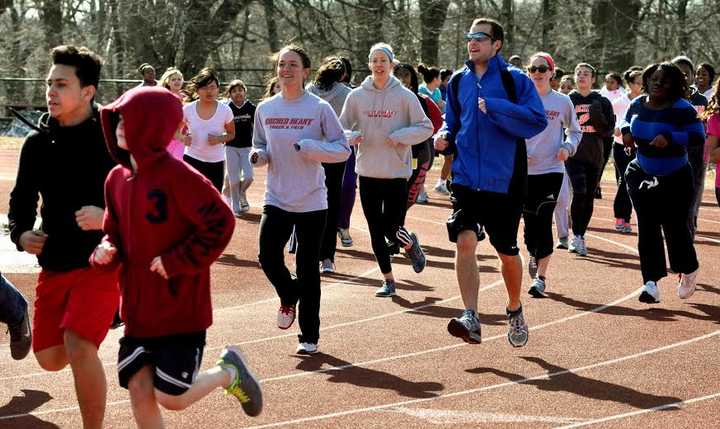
[677,269,698,299]
[277,305,296,329]
[614,218,624,231]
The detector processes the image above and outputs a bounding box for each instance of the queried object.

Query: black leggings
[258,205,326,344]
[319,161,347,262]
[523,173,564,260]
[626,160,698,283]
[359,176,411,274]
[183,155,224,192]
[565,157,602,237]
[613,144,635,222]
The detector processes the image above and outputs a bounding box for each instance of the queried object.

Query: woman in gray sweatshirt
[251,45,350,355]
[339,43,434,298]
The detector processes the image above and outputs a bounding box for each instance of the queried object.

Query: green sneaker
[217,346,263,416]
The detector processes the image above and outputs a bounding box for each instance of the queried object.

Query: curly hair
[641,62,688,102]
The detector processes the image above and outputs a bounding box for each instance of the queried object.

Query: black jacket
[9,107,116,272]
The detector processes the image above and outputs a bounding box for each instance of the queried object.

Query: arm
[8,136,41,252]
[250,108,270,167]
[708,135,720,163]
[90,176,122,269]
[438,74,461,145]
[295,104,351,163]
[562,97,582,156]
[387,93,434,145]
[161,172,235,276]
[484,75,548,140]
[425,97,444,133]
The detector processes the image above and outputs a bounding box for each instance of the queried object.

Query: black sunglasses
[528,65,550,74]
[465,31,493,42]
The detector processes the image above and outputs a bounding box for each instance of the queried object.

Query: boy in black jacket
[8,45,119,429]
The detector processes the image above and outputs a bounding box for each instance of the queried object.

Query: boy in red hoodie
[91,87,262,425]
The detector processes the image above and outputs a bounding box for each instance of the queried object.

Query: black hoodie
[8,107,116,272]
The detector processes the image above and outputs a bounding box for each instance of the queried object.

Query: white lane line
[592,203,720,224]
[555,391,720,428]
[381,407,583,424]
[238,330,720,429]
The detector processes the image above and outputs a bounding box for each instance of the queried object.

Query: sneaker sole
[639,291,660,304]
[528,286,547,298]
[296,348,319,355]
[340,241,353,247]
[508,330,529,347]
[447,319,481,344]
[375,291,396,297]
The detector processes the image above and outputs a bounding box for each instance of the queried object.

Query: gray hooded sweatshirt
[339,75,433,179]
[307,82,352,117]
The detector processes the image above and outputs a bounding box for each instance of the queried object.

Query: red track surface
[1,148,718,428]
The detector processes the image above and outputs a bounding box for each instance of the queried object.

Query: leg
[258,206,298,306]
[238,147,254,202]
[0,273,28,325]
[498,253,522,311]
[565,158,588,237]
[35,345,68,371]
[554,172,571,240]
[319,161,346,262]
[154,366,230,411]
[337,148,357,230]
[455,231,480,312]
[613,144,635,222]
[687,144,706,236]
[359,177,393,275]
[127,365,164,428]
[225,146,242,214]
[64,329,107,429]
[661,165,699,275]
[294,210,326,344]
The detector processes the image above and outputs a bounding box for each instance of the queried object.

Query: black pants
[359,176,409,274]
[613,144,636,222]
[258,205,326,344]
[523,173,564,260]
[319,161,347,262]
[565,157,602,237]
[687,144,706,236]
[626,160,698,283]
[183,155,224,192]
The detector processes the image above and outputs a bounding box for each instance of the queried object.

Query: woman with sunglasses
[622,62,704,303]
[523,53,581,297]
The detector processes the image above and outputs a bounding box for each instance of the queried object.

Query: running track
[1,148,718,428]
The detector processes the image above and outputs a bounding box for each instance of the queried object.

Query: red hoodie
[96,87,235,338]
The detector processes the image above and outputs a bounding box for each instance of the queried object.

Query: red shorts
[33,266,120,352]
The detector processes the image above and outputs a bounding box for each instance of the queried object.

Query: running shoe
[296,342,318,355]
[622,222,632,234]
[375,280,396,297]
[416,190,429,204]
[434,181,449,195]
[527,256,538,279]
[8,308,31,360]
[528,277,547,298]
[217,346,263,416]
[404,232,426,273]
[447,309,482,344]
[615,218,624,232]
[677,269,698,299]
[594,187,602,199]
[277,305,296,329]
[639,280,660,304]
[337,228,353,247]
[570,236,587,256]
[507,306,529,347]
[319,258,335,274]
[556,237,569,250]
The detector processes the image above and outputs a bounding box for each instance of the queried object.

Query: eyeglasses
[465,31,493,42]
[528,65,550,74]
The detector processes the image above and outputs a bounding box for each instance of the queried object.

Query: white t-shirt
[183,101,234,162]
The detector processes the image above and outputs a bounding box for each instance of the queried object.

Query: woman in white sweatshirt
[339,43,434,298]
[251,45,350,355]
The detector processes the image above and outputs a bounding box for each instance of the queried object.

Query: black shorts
[447,184,523,256]
[118,331,206,396]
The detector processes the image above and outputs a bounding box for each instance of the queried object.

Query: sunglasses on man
[465,31,493,42]
[528,65,550,74]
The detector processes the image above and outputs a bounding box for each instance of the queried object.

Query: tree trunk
[355,0,384,73]
[38,0,63,49]
[262,0,279,52]
[419,0,451,66]
[541,0,555,51]
[501,0,514,56]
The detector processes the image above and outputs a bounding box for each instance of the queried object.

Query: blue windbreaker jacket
[440,55,547,194]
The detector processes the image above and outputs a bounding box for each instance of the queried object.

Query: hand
[75,205,105,231]
[434,135,449,151]
[649,134,669,149]
[478,97,487,114]
[250,151,259,164]
[92,241,117,265]
[350,133,364,146]
[556,147,570,161]
[622,133,635,148]
[385,137,399,147]
[207,134,225,145]
[19,230,47,255]
[150,256,168,279]
[180,134,192,146]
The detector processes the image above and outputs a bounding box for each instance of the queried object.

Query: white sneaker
[677,269,698,299]
[296,342,318,355]
[434,181,449,195]
[570,235,587,256]
[639,280,660,304]
[416,190,429,204]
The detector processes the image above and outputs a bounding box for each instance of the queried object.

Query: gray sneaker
[375,280,396,297]
[404,233,426,273]
[319,258,335,274]
[507,306,529,347]
[447,309,482,344]
[556,237,569,249]
[527,256,538,279]
[528,277,547,298]
[9,308,31,360]
[217,346,263,417]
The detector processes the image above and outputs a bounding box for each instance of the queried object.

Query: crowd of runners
[1,15,719,429]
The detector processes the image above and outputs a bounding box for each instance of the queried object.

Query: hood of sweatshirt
[307,82,345,103]
[100,87,183,169]
[360,74,403,93]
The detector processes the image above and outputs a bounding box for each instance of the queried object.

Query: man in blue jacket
[435,17,547,347]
